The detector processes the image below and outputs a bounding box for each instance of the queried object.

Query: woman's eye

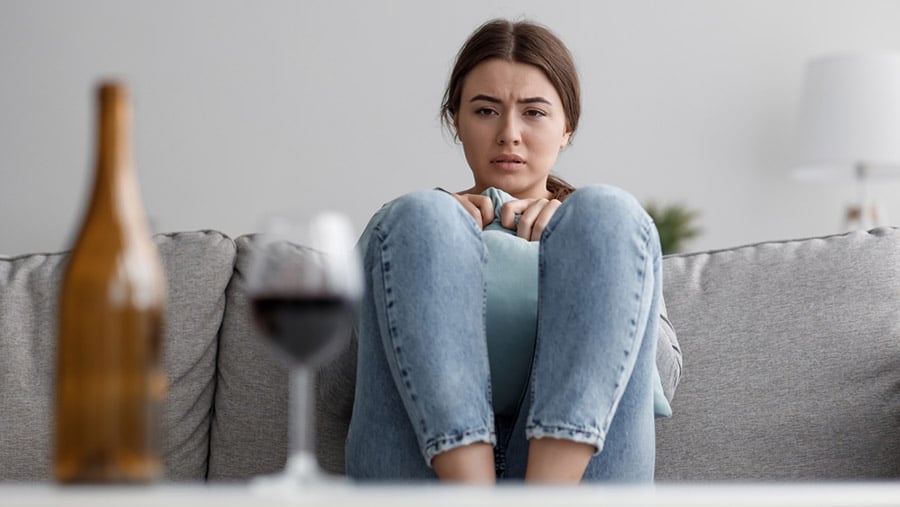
[475,107,498,116]
[524,109,546,118]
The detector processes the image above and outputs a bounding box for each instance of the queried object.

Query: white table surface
[4,481,900,507]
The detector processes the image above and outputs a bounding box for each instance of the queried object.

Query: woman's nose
[496,116,521,146]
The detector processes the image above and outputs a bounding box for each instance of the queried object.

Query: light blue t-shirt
[480,188,540,415]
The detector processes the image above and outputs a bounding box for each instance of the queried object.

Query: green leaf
[644,201,703,255]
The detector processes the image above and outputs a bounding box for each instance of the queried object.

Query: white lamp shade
[793,53,900,180]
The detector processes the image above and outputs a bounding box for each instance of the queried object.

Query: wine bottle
[54,82,167,483]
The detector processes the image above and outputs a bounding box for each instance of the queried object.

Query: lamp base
[842,201,889,231]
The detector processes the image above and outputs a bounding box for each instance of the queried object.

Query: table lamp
[793,52,900,230]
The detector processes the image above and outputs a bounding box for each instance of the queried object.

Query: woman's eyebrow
[470,94,501,103]
[469,94,552,105]
[519,97,552,105]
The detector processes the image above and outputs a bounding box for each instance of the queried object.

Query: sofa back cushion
[155,231,235,479]
[0,248,65,480]
[0,231,234,480]
[209,235,289,479]
[655,227,900,480]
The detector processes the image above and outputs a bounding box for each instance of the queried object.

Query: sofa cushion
[209,235,289,479]
[0,230,234,481]
[0,249,66,481]
[155,231,235,479]
[655,227,900,480]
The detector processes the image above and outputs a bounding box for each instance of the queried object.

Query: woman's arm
[656,295,682,403]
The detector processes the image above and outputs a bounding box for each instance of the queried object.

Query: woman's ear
[453,114,465,143]
[560,130,572,149]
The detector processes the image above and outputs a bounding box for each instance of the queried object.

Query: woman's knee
[384,190,471,232]
[371,190,483,258]
[564,185,650,229]
[546,185,660,259]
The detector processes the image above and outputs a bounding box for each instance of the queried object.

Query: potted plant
[643,202,702,255]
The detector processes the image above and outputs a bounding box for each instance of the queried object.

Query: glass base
[250,452,346,497]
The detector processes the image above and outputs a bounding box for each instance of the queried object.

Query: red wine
[252,295,355,364]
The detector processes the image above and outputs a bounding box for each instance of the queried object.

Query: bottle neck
[88,84,148,232]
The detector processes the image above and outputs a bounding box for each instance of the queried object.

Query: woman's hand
[451,193,495,229]
[501,198,562,241]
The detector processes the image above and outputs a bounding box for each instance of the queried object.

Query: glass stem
[290,366,314,458]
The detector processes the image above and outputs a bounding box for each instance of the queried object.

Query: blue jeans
[345,185,661,482]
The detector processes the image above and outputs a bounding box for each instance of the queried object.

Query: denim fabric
[345,185,661,482]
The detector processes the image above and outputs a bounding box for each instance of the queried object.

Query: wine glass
[246,211,362,486]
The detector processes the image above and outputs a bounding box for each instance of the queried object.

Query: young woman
[345,18,682,484]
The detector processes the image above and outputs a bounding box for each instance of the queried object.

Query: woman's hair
[440,19,580,200]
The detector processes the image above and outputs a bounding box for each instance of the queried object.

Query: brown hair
[440,19,580,200]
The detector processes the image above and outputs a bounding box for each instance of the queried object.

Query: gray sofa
[2,227,900,481]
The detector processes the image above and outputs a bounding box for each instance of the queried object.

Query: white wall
[3,0,900,256]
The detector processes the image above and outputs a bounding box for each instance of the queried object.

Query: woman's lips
[491,154,525,171]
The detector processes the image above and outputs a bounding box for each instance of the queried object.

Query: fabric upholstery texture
[155,231,235,479]
[0,249,66,480]
[0,230,234,481]
[209,234,289,479]
[655,227,900,480]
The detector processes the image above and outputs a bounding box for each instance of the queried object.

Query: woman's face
[455,58,571,199]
